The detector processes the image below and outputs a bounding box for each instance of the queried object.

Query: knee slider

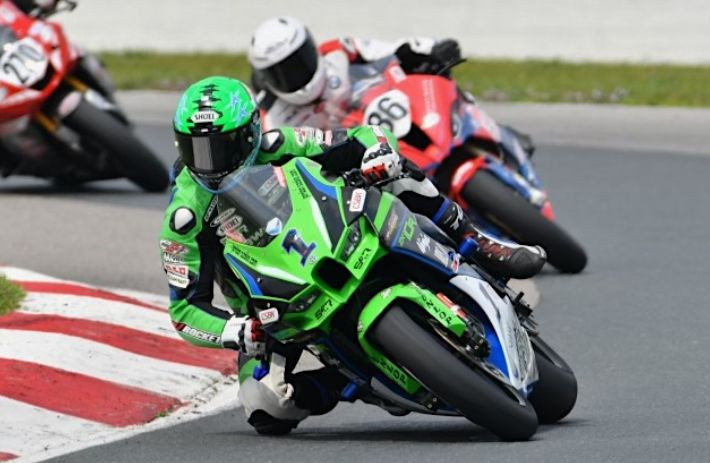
[247,410,298,436]
[239,376,309,422]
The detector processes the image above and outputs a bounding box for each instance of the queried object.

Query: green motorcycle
[217,158,577,441]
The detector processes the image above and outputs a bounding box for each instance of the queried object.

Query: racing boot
[290,367,349,416]
[434,199,546,279]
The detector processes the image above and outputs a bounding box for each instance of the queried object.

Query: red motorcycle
[342,59,587,273]
[0,0,168,191]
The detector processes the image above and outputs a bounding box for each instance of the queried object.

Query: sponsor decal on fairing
[348,188,367,212]
[432,243,451,266]
[265,217,283,236]
[382,210,399,242]
[415,233,431,254]
[257,308,280,325]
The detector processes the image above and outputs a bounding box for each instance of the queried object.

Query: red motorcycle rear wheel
[462,170,587,273]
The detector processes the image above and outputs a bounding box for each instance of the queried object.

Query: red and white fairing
[0,0,79,122]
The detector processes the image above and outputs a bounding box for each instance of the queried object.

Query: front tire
[371,305,538,441]
[63,98,169,192]
[462,169,587,273]
[527,336,578,424]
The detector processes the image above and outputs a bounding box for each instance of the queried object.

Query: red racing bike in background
[342,59,587,273]
[0,0,168,191]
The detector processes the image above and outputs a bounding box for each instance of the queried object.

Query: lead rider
[159,76,545,434]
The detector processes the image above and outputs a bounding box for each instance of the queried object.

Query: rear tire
[371,305,538,441]
[462,169,587,273]
[527,337,578,424]
[63,98,169,192]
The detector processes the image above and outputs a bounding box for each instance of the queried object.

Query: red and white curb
[0,267,240,462]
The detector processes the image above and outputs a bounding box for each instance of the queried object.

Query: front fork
[34,74,124,134]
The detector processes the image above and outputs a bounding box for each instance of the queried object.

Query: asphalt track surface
[3,110,710,462]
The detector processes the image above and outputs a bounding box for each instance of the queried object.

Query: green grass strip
[0,275,24,316]
[98,52,253,93]
[98,51,710,107]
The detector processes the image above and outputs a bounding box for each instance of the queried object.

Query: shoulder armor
[261,130,284,153]
[170,207,196,234]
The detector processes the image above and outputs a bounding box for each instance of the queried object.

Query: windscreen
[0,26,18,51]
[216,164,292,247]
[348,56,395,103]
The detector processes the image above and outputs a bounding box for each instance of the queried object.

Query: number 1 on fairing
[282,229,317,266]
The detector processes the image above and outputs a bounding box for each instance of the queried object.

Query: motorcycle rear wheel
[527,336,578,424]
[63,98,169,192]
[462,169,587,273]
[371,305,538,441]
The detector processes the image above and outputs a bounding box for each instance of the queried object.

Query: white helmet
[248,17,326,105]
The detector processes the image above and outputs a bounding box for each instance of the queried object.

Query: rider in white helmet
[248,16,462,131]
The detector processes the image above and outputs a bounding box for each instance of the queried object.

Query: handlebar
[343,169,368,188]
[436,57,467,76]
[342,168,410,189]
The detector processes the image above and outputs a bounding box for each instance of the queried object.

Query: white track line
[0,396,112,459]
[103,287,171,307]
[18,292,179,339]
[0,330,222,399]
[0,266,242,462]
[14,378,241,463]
[0,267,66,283]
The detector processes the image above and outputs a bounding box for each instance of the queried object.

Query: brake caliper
[436,292,490,359]
[463,318,491,359]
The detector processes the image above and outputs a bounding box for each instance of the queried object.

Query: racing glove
[222,316,266,356]
[396,38,462,76]
[360,143,403,184]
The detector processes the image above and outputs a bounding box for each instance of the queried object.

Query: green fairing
[220,157,467,391]
[221,158,386,335]
[357,283,467,393]
[160,125,395,348]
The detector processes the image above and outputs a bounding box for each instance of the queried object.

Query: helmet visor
[175,117,259,178]
[258,34,318,93]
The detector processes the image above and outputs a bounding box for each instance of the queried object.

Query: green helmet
[173,76,261,184]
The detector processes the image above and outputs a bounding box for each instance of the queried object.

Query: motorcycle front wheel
[462,169,587,273]
[371,305,538,441]
[62,98,169,192]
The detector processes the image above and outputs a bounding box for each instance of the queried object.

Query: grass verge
[98,51,710,107]
[0,275,24,316]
